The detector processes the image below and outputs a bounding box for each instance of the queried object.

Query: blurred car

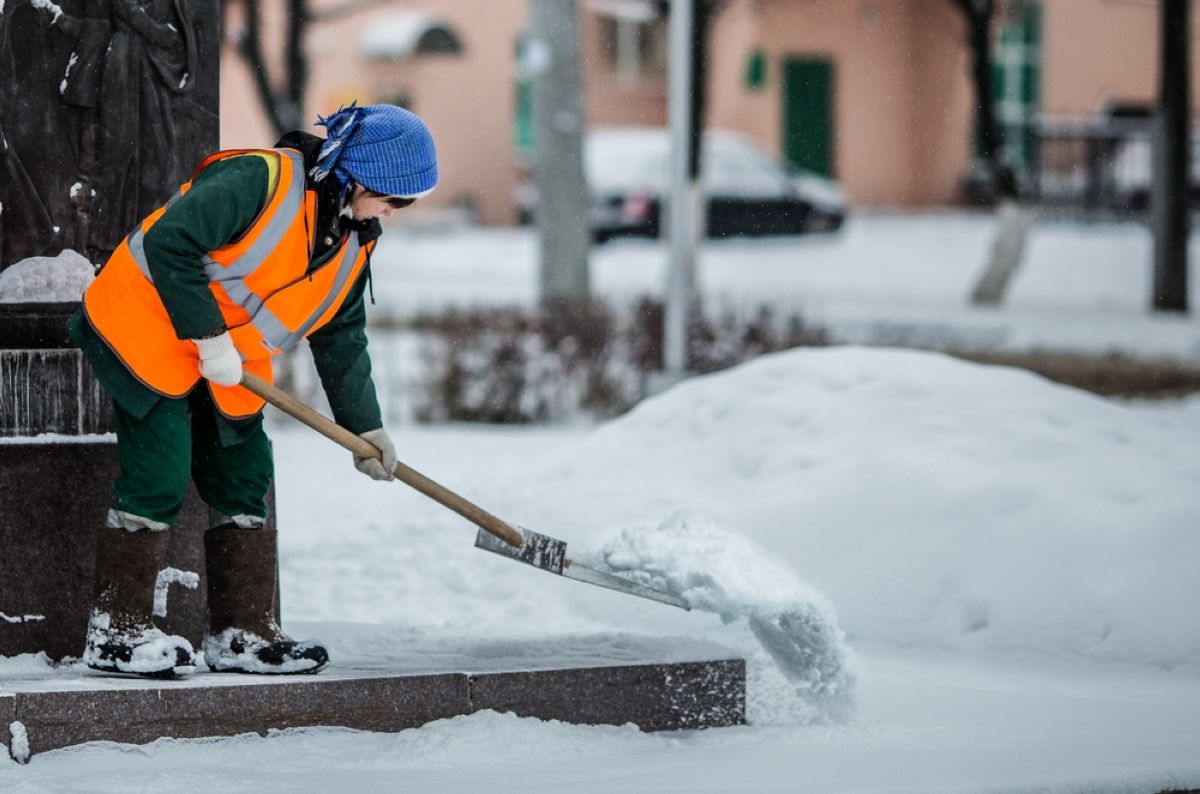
[516,127,846,242]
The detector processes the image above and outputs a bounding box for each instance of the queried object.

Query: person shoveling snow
[69,101,438,678]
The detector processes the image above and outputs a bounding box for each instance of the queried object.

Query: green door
[782,58,834,177]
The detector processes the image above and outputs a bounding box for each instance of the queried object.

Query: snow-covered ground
[368,215,1200,362]
[5,346,1200,792]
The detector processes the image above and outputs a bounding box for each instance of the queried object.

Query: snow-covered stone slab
[6,672,468,760]
[472,660,745,732]
[2,638,739,762]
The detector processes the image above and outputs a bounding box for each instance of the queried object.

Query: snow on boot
[203,628,329,675]
[83,526,197,679]
[203,526,329,674]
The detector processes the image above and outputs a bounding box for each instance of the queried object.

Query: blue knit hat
[311,102,439,197]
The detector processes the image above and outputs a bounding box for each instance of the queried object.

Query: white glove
[354,428,397,481]
[193,331,243,387]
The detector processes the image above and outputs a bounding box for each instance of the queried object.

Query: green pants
[110,388,273,529]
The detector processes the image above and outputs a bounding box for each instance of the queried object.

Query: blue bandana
[310,102,439,197]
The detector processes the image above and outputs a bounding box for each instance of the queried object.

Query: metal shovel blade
[474,528,691,611]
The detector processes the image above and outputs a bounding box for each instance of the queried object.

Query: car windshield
[585,129,669,194]
[585,128,792,198]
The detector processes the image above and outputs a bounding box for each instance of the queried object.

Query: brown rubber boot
[83,527,197,678]
[203,527,328,674]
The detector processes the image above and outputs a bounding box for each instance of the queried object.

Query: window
[992,1,1041,167]
[361,12,465,61]
[415,28,463,56]
[596,13,668,84]
[705,155,789,198]
[745,50,767,92]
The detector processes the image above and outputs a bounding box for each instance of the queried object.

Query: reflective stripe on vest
[123,149,361,355]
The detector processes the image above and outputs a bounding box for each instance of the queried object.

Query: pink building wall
[1040,0,1200,116]
[221,0,526,225]
[358,4,527,225]
[220,0,1200,221]
[708,0,975,206]
[579,10,668,128]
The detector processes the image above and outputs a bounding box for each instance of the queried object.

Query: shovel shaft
[241,372,524,548]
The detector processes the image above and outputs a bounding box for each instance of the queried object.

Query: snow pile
[531,347,1200,670]
[0,250,95,303]
[0,651,55,676]
[586,512,852,700]
[271,345,1200,713]
[7,721,29,765]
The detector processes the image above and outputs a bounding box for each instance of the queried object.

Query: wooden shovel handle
[241,371,524,548]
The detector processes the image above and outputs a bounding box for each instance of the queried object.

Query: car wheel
[805,213,843,233]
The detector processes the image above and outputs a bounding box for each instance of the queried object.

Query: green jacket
[69,138,384,441]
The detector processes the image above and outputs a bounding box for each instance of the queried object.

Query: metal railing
[1015,117,1173,222]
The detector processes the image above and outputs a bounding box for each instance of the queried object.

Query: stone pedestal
[0,302,109,435]
[0,0,230,662]
[0,303,272,660]
[0,441,227,660]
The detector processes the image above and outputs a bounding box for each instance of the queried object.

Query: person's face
[349,185,415,221]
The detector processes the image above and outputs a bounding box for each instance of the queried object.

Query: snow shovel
[240,372,690,610]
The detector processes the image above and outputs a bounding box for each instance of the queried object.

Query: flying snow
[586,512,853,701]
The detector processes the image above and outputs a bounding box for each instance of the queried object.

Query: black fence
[1014,117,1193,222]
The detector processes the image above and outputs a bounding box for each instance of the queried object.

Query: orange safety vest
[84,147,374,419]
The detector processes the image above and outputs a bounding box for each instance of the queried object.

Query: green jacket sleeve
[141,156,269,340]
[307,270,384,434]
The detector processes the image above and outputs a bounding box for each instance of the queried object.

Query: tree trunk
[956,0,1030,306]
[1152,0,1190,313]
[237,0,309,138]
[283,0,309,132]
[971,199,1034,305]
[957,0,1015,199]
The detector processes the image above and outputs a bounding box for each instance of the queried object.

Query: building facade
[220,0,1200,224]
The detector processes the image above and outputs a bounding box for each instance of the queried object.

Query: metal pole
[1152,0,1189,313]
[665,0,698,379]
[531,0,590,305]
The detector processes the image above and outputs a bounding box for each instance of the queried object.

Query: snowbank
[270,345,1199,729]
[525,346,1200,670]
